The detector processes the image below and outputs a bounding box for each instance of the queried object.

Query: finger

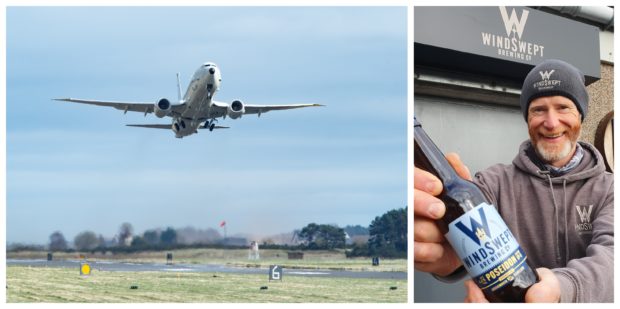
[413,189,445,219]
[414,241,462,276]
[445,153,472,181]
[413,241,444,263]
[464,280,489,303]
[525,268,560,303]
[414,261,458,277]
[414,167,443,195]
[414,216,444,243]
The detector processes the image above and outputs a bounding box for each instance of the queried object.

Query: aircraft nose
[209,68,216,75]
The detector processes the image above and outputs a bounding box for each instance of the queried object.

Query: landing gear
[203,119,217,131]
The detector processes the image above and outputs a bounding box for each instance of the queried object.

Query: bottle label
[445,202,530,291]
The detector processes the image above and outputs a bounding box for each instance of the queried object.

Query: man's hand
[525,268,561,302]
[414,153,471,277]
[464,268,561,303]
[463,279,489,303]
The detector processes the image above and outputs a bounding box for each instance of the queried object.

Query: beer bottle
[414,116,538,302]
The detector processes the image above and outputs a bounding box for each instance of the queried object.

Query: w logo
[576,205,594,223]
[499,6,529,39]
[539,70,555,81]
[455,208,492,246]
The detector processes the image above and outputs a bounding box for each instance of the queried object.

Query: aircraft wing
[243,103,324,115]
[54,98,185,116]
[208,102,323,119]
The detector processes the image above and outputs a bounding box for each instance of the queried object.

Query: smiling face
[527,96,582,167]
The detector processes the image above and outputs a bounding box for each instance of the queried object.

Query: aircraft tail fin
[176,73,182,102]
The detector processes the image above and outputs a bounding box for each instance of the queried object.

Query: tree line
[33,207,407,258]
[48,225,184,252]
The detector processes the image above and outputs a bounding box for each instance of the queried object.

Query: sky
[5,6,408,245]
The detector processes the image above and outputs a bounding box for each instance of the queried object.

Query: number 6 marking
[272,266,280,280]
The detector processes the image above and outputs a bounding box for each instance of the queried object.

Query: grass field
[7,248,407,302]
[7,248,407,272]
[6,265,407,302]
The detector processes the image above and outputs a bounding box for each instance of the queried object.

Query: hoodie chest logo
[575,205,593,233]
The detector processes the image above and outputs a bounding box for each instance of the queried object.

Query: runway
[7,259,406,280]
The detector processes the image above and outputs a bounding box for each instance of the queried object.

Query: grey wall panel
[414,95,529,175]
[414,270,466,303]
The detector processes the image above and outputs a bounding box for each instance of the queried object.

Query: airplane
[54,62,323,138]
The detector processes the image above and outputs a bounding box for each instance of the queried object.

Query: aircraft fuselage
[174,62,222,137]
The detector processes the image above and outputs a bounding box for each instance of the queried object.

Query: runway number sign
[269,265,282,281]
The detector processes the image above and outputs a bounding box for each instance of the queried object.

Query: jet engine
[227,100,245,119]
[154,98,172,118]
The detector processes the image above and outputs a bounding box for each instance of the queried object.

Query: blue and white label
[446,203,530,291]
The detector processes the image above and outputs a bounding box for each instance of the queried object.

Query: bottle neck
[414,119,459,185]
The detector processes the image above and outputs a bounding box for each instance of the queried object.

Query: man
[414,59,613,302]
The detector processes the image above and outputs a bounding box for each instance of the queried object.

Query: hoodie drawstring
[563,179,569,264]
[538,170,562,264]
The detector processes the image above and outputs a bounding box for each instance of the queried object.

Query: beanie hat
[520,59,589,122]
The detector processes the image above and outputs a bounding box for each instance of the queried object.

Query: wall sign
[415,6,600,84]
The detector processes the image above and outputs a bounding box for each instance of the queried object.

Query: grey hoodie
[474,140,614,302]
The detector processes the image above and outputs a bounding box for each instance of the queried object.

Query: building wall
[581,63,614,145]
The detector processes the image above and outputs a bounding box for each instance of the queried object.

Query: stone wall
[581,63,614,145]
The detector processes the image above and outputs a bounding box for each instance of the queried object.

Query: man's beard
[535,139,574,163]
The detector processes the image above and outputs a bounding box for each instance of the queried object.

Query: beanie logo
[533,69,561,90]
[538,70,555,81]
